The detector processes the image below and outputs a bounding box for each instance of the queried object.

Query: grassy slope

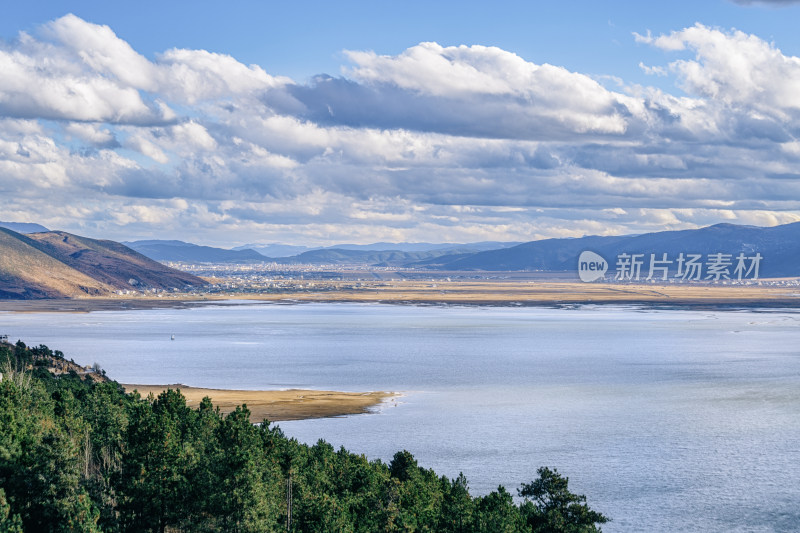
[26,231,207,290]
[0,228,112,298]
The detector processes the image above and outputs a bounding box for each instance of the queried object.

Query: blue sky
[6,1,800,87]
[2,0,800,245]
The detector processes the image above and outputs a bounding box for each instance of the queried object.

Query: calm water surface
[2,302,799,532]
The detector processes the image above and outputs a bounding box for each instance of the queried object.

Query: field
[1,279,798,312]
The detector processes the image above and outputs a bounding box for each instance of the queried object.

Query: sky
[3,0,800,247]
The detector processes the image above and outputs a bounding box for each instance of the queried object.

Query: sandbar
[122,384,395,422]
[1,281,799,313]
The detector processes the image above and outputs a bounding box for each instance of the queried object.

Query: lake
[2,302,799,532]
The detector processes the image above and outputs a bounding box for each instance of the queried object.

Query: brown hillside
[25,231,207,291]
[0,228,208,299]
[0,228,112,298]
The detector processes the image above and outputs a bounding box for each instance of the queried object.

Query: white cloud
[0,21,166,124]
[638,62,667,76]
[1,15,800,245]
[43,13,159,91]
[345,43,530,96]
[339,42,639,137]
[64,122,116,146]
[0,46,162,123]
[0,15,290,125]
[124,133,169,164]
[169,122,217,151]
[158,48,290,104]
[638,24,800,120]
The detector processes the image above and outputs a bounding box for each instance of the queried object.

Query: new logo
[578,251,607,282]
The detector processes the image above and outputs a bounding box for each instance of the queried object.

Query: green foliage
[117,389,197,532]
[439,473,475,532]
[209,405,282,532]
[0,488,23,533]
[474,486,525,533]
[519,467,609,533]
[0,342,609,532]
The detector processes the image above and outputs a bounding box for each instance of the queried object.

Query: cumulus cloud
[638,62,667,76]
[635,24,800,120]
[64,123,118,147]
[158,48,289,104]
[0,19,166,124]
[285,43,642,140]
[42,13,159,91]
[0,47,164,123]
[124,133,169,164]
[1,14,800,245]
[0,14,289,125]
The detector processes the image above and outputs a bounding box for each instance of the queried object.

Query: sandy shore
[1,281,798,312]
[122,384,395,422]
[243,280,800,307]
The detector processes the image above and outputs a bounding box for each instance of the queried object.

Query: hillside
[124,240,267,263]
[127,240,522,263]
[307,241,522,253]
[411,234,628,271]
[274,247,478,266]
[232,243,313,257]
[0,228,206,299]
[421,222,800,277]
[0,228,113,299]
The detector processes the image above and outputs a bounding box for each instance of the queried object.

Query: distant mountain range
[0,221,50,233]
[231,243,315,258]
[0,228,206,299]
[123,223,800,277]
[414,222,800,278]
[123,240,265,263]
[126,240,523,264]
[4,222,799,293]
[272,248,473,267]
[231,241,521,258]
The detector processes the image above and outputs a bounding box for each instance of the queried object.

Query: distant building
[0,334,8,343]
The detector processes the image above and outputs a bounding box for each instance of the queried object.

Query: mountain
[414,234,628,271]
[275,249,423,266]
[232,241,522,258]
[0,228,111,299]
[140,240,523,265]
[114,223,800,277]
[423,222,800,278]
[0,229,206,299]
[232,243,315,258]
[316,241,523,253]
[274,247,489,267]
[124,240,267,263]
[263,242,520,265]
[0,221,49,233]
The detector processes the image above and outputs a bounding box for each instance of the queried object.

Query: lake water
[2,302,799,532]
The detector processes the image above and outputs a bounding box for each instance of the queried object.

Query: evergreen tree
[439,473,475,532]
[0,341,611,533]
[519,467,609,533]
[0,488,23,533]
[117,390,194,532]
[474,486,525,533]
[210,405,282,532]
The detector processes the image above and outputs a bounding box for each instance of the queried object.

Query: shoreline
[122,384,396,422]
[0,281,799,313]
